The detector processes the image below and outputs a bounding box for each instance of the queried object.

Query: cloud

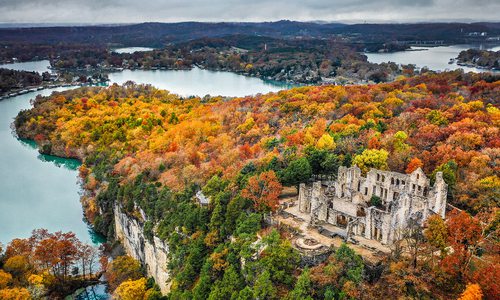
[0,0,498,23]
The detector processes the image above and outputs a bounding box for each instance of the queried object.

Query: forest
[0,21,498,47]
[11,70,499,299]
[0,36,406,84]
[0,229,164,299]
[0,68,44,95]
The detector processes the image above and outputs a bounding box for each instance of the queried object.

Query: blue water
[365,44,500,73]
[0,60,52,73]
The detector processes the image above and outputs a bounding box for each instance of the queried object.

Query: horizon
[0,0,499,24]
[0,19,499,29]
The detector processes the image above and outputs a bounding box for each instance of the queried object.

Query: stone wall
[114,205,170,294]
[297,166,447,245]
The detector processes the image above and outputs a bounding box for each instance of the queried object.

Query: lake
[0,60,293,245]
[365,44,500,73]
[112,47,156,54]
[0,87,105,245]
[108,67,294,97]
[0,59,52,73]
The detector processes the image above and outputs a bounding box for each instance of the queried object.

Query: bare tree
[403,218,425,269]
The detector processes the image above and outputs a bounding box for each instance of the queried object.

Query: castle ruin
[297,166,447,245]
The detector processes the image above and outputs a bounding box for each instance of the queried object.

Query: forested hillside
[13,71,500,299]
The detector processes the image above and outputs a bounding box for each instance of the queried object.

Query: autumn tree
[0,287,31,300]
[77,242,99,279]
[458,283,483,300]
[316,134,336,150]
[310,243,364,298]
[114,278,148,300]
[241,171,282,213]
[406,157,423,174]
[352,149,389,174]
[3,255,29,282]
[34,231,80,282]
[441,210,482,280]
[424,215,448,263]
[0,270,12,288]
[106,255,143,291]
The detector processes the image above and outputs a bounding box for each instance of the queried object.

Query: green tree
[324,287,335,300]
[237,286,254,300]
[424,214,448,258]
[369,195,382,208]
[281,157,312,187]
[287,269,313,300]
[305,147,327,174]
[192,273,212,300]
[431,160,457,200]
[259,230,300,286]
[321,153,340,175]
[235,213,261,236]
[209,199,224,232]
[203,175,229,198]
[334,243,364,285]
[253,270,277,300]
[208,266,243,300]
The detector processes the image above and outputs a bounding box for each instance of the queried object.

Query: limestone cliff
[113,204,170,294]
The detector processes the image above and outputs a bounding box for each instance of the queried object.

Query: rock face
[114,204,170,294]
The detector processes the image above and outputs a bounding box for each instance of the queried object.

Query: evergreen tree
[281,157,312,187]
[287,269,313,300]
[253,270,277,300]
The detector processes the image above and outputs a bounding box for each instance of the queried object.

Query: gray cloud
[0,0,498,23]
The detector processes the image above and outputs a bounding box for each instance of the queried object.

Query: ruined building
[297,166,447,245]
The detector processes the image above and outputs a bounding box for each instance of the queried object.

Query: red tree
[242,171,282,212]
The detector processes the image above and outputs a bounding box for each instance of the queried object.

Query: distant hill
[0,21,498,47]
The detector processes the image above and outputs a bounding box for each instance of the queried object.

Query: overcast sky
[0,0,498,24]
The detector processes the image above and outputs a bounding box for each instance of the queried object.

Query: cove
[0,87,104,245]
[0,60,52,73]
[365,44,500,73]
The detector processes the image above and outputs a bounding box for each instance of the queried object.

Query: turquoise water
[0,88,105,245]
[0,88,106,245]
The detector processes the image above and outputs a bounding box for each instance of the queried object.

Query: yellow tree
[458,283,483,300]
[0,288,31,300]
[114,278,147,300]
[316,134,336,150]
[0,270,12,288]
[352,149,389,174]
